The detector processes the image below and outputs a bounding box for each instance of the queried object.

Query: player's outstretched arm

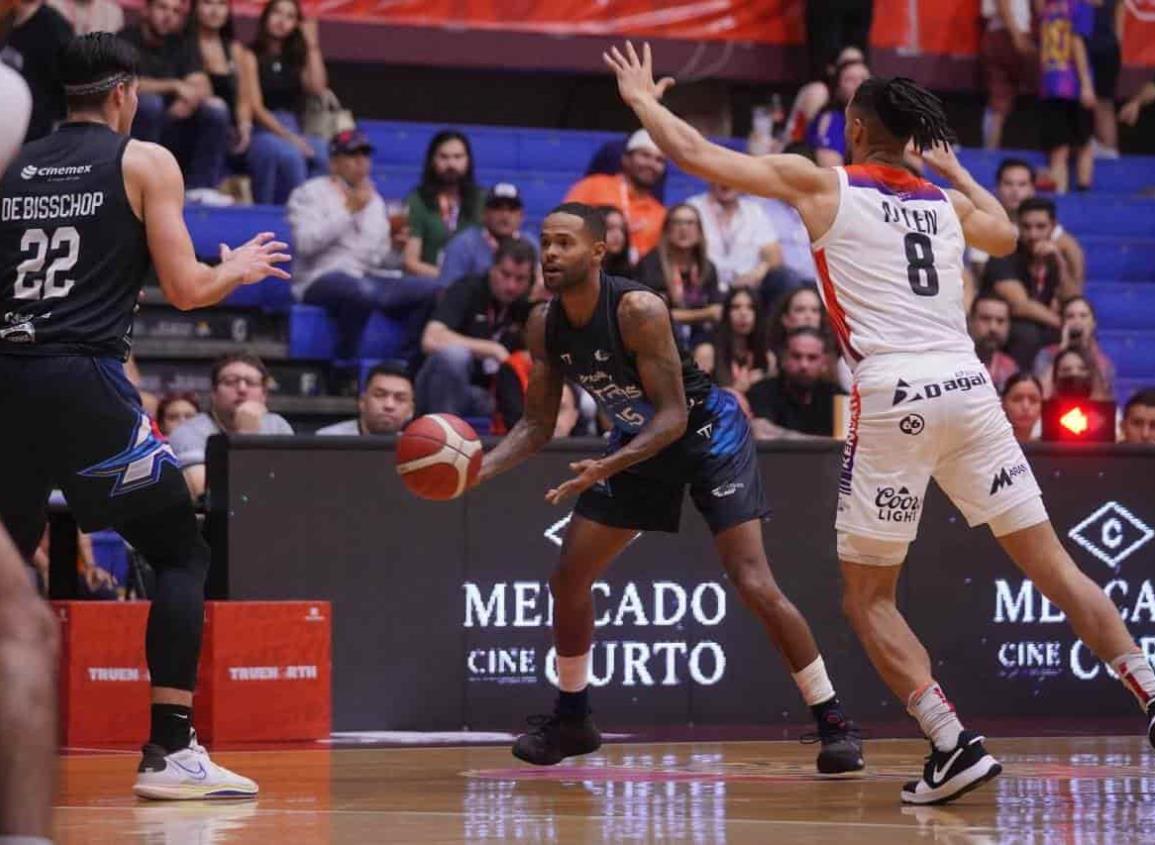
[125,141,291,311]
[603,42,830,207]
[544,291,688,505]
[477,304,562,485]
[922,143,1018,258]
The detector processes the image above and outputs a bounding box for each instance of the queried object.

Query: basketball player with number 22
[603,41,1155,804]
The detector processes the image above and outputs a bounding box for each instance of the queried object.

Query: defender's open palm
[603,42,675,107]
[220,232,292,285]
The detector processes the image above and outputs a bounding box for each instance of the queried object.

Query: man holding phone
[287,128,442,361]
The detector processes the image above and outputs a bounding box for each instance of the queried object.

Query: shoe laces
[524,713,561,735]
[799,719,866,745]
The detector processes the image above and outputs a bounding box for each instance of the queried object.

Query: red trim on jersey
[813,248,862,362]
[845,163,946,203]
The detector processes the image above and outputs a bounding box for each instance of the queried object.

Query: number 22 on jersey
[14,226,80,300]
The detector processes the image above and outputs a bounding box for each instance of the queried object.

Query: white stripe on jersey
[811,164,974,368]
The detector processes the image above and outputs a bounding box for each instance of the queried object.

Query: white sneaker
[133,730,259,800]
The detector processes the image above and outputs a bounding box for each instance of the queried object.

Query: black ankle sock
[150,703,193,753]
[556,688,590,718]
[810,697,844,727]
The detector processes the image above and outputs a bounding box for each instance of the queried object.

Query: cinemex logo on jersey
[875,486,921,523]
[20,164,93,180]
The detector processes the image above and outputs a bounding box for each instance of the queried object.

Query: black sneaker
[511,712,602,766]
[1147,701,1155,751]
[801,711,866,775]
[900,731,1002,805]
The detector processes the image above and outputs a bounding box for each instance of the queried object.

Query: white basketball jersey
[811,164,973,369]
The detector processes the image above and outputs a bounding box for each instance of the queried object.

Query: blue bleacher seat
[289,304,407,361]
[89,530,130,586]
[1083,237,1155,283]
[1099,330,1155,380]
[1084,282,1155,330]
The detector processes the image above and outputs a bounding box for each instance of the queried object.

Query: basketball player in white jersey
[606,42,1155,805]
[0,58,58,845]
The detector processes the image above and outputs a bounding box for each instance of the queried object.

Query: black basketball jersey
[0,122,149,359]
[545,273,713,435]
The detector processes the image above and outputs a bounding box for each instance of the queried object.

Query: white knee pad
[988,495,1049,538]
[837,532,909,567]
[0,65,31,176]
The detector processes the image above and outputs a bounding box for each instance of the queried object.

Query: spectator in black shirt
[599,206,635,278]
[637,202,722,350]
[416,238,536,417]
[120,0,231,200]
[1,0,74,141]
[748,327,844,437]
[983,197,1073,370]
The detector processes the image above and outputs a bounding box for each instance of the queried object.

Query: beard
[435,167,464,188]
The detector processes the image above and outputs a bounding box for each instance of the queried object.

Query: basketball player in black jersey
[474,202,864,773]
[0,34,289,800]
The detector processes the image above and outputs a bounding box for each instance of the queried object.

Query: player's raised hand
[603,41,675,107]
[920,141,965,183]
[220,232,292,285]
[545,459,608,506]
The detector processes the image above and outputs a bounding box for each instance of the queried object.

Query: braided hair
[852,76,955,151]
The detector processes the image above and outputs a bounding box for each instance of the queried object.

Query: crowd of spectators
[3,1,1150,517]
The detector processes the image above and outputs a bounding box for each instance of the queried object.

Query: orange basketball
[395,414,483,501]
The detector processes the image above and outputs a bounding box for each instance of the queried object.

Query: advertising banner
[216,439,1155,731]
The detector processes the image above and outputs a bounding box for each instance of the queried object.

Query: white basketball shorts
[836,352,1043,542]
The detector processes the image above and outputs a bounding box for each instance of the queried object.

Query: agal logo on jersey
[891,371,988,406]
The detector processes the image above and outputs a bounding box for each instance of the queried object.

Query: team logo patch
[892,372,988,407]
[899,413,925,435]
[989,462,1030,495]
[79,414,181,496]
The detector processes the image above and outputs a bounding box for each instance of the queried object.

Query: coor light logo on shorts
[874,486,921,522]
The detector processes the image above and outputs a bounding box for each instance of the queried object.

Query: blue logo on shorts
[79,414,181,496]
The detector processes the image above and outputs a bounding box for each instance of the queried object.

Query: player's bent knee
[987,496,1048,538]
[837,532,909,568]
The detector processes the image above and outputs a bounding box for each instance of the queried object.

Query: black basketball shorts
[0,355,190,554]
[575,388,770,535]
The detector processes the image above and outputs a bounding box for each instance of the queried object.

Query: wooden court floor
[54,735,1154,843]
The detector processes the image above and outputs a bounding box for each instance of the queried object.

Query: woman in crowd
[1051,346,1110,401]
[637,203,722,350]
[240,0,329,203]
[768,285,848,388]
[156,393,202,438]
[187,0,250,160]
[599,205,635,278]
[697,288,772,394]
[1033,296,1116,399]
[1002,372,1044,443]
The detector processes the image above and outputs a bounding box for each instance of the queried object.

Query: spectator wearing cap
[287,129,442,360]
[438,182,538,288]
[565,129,667,259]
[316,363,415,435]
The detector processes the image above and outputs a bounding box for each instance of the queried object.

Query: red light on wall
[1060,406,1090,436]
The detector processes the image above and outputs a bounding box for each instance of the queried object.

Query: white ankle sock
[556,651,591,692]
[1111,651,1155,709]
[907,681,964,752]
[791,656,836,707]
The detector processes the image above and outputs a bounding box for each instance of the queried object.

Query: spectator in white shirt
[316,362,415,435]
[686,182,783,292]
[288,128,441,360]
[752,142,819,300]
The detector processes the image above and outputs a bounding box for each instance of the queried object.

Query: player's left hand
[920,141,964,182]
[545,459,608,505]
[603,41,675,107]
